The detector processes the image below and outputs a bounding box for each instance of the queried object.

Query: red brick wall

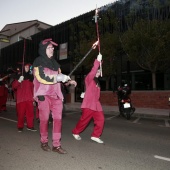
[67,91,170,109]
[100,91,170,109]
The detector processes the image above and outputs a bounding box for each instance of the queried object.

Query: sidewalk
[6,100,170,119]
[65,102,170,119]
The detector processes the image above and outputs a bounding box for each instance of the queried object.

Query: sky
[0,0,116,31]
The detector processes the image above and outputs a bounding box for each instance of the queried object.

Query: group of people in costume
[2,38,105,154]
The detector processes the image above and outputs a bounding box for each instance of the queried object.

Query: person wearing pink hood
[72,53,105,144]
[33,38,77,154]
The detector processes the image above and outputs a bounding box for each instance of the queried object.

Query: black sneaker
[18,128,23,132]
[27,127,37,132]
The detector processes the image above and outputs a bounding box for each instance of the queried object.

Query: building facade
[0,1,170,106]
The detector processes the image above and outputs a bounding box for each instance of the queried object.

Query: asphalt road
[0,106,170,170]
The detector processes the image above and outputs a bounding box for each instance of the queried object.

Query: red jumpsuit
[0,82,8,112]
[72,59,105,138]
[12,79,34,129]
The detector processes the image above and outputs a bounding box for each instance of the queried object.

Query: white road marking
[154,155,170,162]
[158,120,170,128]
[0,117,27,125]
[165,120,170,127]
[0,116,17,123]
[106,115,119,120]
[132,117,141,123]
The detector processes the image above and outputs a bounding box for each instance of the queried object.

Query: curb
[65,106,170,120]
[6,101,170,120]
[104,111,170,119]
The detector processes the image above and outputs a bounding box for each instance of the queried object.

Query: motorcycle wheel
[119,106,124,117]
[125,108,131,120]
[126,113,130,120]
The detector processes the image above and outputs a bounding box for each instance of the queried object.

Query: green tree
[68,10,122,89]
[121,19,170,90]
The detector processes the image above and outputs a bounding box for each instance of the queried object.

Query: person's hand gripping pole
[97,53,102,76]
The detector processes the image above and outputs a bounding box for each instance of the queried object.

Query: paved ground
[1,105,170,170]
[64,102,170,119]
[6,100,170,119]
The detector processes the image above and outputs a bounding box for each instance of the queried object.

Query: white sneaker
[72,134,81,140]
[91,137,104,144]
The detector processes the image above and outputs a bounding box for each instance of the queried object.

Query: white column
[69,75,75,103]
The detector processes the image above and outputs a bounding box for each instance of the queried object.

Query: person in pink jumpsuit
[33,38,77,154]
[72,54,105,144]
[12,64,37,132]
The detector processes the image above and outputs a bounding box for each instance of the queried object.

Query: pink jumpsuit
[33,67,63,147]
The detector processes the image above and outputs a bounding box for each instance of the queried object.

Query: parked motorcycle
[117,84,135,120]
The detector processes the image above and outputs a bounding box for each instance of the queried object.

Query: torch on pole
[68,41,98,77]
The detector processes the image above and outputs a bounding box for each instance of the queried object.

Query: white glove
[62,75,71,83]
[0,78,2,81]
[56,74,71,83]
[97,53,102,62]
[18,76,24,83]
[5,84,8,88]
[80,92,85,98]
